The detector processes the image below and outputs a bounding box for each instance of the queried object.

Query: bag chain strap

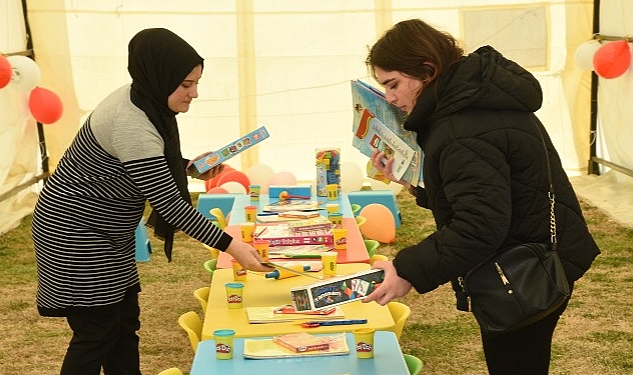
[535,123,557,250]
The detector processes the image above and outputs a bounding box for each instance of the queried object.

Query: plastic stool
[135,218,151,262]
[346,190,401,227]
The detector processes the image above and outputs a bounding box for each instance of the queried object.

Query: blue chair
[135,218,151,262]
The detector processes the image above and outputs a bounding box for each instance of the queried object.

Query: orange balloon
[28,86,63,124]
[359,203,396,243]
[593,40,631,79]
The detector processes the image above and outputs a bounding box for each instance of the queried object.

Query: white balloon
[219,181,247,194]
[340,161,365,192]
[7,55,40,92]
[369,178,404,195]
[574,40,601,71]
[245,163,274,194]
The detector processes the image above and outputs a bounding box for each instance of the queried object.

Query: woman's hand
[370,149,411,189]
[362,260,412,305]
[187,151,225,180]
[224,239,274,272]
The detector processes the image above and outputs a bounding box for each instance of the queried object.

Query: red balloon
[593,40,631,79]
[0,55,11,89]
[216,169,251,192]
[29,86,63,124]
[204,164,234,191]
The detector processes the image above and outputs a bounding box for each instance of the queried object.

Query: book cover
[287,216,332,232]
[268,244,333,258]
[272,332,330,353]
[278,211,321,219]
[262,199,322,212]
[351,80,423,186]
[188,125,270,177]
[243,333,349,359]
[245,305,344,324]
[255,224,333,247]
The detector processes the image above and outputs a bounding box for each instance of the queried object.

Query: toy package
[290,269,384,311]
[315,148,340,197]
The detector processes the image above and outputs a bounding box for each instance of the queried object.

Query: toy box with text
[290,269,384,312]
[315,148,340,197]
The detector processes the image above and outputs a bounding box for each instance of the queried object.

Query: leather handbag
[460,125,570,336]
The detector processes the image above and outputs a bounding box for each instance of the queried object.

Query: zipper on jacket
[494,262,513,294]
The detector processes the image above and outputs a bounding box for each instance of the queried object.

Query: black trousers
[481,290,572,375]
[60,288,141,375]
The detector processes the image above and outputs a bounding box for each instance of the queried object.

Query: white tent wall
[7,0,629,233]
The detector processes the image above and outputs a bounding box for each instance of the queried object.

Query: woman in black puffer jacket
[362,19,600,375]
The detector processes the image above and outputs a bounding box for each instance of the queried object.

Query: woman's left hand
[362,260,412,305]
[187,151,225,180]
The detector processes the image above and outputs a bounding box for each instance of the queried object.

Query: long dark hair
[367,19,463,83]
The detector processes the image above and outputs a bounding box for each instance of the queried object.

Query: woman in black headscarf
[32,28,271,374]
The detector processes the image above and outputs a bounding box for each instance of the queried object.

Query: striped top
[32,85,231,316]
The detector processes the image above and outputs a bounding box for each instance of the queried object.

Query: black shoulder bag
[460,124,570,336]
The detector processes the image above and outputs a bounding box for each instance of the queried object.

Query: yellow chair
[369,254,388,265]
[193,286,210,313]
[388,301,412,341]
[364,239,380,257]
[157,368,184,375]
[203,244,220,259]
[403,354,424,375]
[177,311,202,353]
[355,215,368,228]
[351,203,362,216]
[203,258,217,280]
[209,207,228,229]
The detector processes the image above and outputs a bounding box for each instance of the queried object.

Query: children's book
[351,80,423,186]
[287,216,332,232]
[243,333,349,359]
[255,224,333,247]
[267,244,333,258]
[187,125,270,177]
[245,305,344,324]
[262,199,322,212]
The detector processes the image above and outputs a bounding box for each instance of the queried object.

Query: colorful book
[278,211,321,219]
[351,80,423,186]
[262,199,322,212]
[267,244,333,258]
[254,224,333,247]
[243,333,349,359]
[188,125,270,177]
[272,332,330,353]
[287,216,332,232]
[245,305,344,324]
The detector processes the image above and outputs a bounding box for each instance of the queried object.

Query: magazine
[351,80,423,186]
[243,333,349,359]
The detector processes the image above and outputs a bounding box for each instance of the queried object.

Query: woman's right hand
[224,239,274,272]
[370,149,411,189]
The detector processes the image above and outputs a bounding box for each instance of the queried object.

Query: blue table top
[189,331,410,375]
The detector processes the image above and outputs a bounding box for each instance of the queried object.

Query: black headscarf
[127,28,204,261]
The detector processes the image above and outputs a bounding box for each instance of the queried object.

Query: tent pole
[588,0,600,175]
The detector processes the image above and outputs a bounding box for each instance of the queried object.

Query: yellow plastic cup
[326,183,339,201]
[253,239,270,261]
[231,259,247,281]
[326,203,340,214]
[249,185,261,201]
[321,251,338,277]
[244,205,258,223]
[353,327,375,359]
[225,282,244,309]
[332,228,348,250]
[328,212,343,226]
[240,222,255,242]
[214,329,236,359]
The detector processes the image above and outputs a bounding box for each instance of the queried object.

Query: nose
[189,85,199,98]
[384,90,397,105]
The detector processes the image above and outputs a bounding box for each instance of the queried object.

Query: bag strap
[533,123,557,251]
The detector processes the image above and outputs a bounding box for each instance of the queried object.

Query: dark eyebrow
[379,77,396,86]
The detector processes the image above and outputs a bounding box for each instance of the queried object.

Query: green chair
[403,353,424,375]
[364,239,380,257]
[351,203,362,216]
[203,258,217,280]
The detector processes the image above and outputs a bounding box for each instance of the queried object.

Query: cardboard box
[290,269,384,311]
[315,148,340,197]
[187,126,270,178]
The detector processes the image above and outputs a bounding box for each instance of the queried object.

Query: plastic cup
[240,222,255,242]
[244,205,258,223]
[253,239,270,261]
[326,203,340,214]
[326,184,339,201]
[249,185,261,201]
[353,328,375,359]
[214,329,236,359]
[328,212,343,226]
[231,259,247,281]
[332,228,348,250]
[225,282,244,309]
[321,251,338,277]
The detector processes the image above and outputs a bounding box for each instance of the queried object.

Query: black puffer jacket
[393,46,600,302]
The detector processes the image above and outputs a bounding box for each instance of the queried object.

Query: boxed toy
[187,126,270,178]
[315,148,340,197]
[290,269,384,312]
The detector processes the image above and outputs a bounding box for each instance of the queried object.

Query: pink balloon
[206,186,229,194]
[29,87,63,124]
[593,40,631,79]
[359,203,396,243]
[216,169,251,192]
[268,171,297,186]
[0,55,11,89]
